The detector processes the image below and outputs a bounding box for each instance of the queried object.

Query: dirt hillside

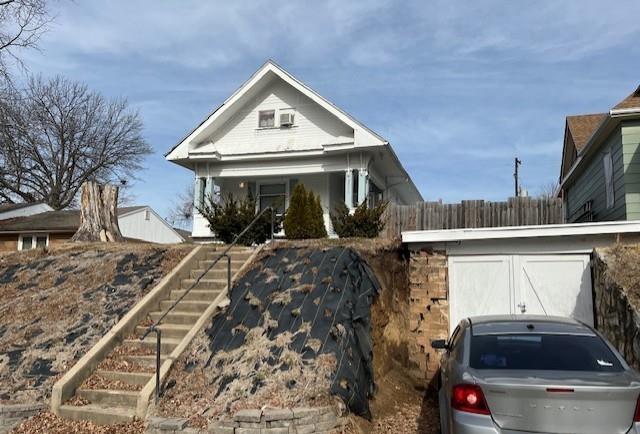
[0,242,192,405]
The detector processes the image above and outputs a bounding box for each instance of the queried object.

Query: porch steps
[57,245,254,425]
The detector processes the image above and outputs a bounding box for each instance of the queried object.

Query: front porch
[192,169,383,239]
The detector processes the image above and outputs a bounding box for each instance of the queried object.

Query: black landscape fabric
[205,246,381,418]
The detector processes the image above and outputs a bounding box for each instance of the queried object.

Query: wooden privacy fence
[382,197,564,238]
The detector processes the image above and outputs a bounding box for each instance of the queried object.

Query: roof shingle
[0,206,148,232]
[0,201,46,213]
[566,113,607,152]
[612,86,640,110]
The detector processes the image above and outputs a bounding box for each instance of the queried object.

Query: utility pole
[514,157,522,197]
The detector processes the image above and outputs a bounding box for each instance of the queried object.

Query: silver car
[432,315,640,434]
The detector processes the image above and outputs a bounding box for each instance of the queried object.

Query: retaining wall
[593,249,640,370]
[407,248,449,386]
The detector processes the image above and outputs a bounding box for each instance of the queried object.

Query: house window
[144,209,151,220]
[258,110,275,128]
[258,182,286,215]
[603,151,615,209]
[19,234,48,250]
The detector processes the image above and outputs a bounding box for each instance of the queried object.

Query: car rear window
[470,334,624,371]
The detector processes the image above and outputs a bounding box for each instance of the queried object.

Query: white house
[117,206,185,244]
[166,60,422,240]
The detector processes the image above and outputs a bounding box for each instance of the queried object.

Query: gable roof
[0,201,47,213]
[612,86,640,111]
[560,85,640,188]
[0,206,152,233]
[165,60,387,161]
[566,113,607,152]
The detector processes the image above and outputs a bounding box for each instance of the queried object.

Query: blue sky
[21,0,640,219]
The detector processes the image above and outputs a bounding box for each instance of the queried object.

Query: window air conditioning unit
[280,112,294,127]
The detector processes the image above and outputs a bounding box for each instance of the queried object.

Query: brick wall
[408,248,449,385]
[0,234,17,252]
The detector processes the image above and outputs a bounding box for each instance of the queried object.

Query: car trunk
[473,370,640,434]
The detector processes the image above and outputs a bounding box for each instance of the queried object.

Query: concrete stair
[95,370,152,386]
[57,404,137,425]
[57,245,253,425]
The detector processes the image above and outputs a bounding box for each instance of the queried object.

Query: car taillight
[634,395,640,422]
[452,384,491,415]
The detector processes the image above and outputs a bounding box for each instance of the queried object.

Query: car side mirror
[431,339,449,350]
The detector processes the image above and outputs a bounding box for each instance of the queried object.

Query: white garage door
[449,254,593,331]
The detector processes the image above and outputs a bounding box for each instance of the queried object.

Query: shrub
[283,184,327,239]
[330,201,388,238]
[197,193,281,245]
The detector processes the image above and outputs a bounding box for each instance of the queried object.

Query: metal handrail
[140,206,275,402]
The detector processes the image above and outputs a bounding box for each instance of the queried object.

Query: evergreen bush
[283,183,327,239]
[330,200,388,238]
[197,193,280,245]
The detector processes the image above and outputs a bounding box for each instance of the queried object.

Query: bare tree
[536,181,560,199]
[0,0,50,80]
[0,75,152,209]
[167,184,194,230]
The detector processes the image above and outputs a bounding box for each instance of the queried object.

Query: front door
[257,182,287,216]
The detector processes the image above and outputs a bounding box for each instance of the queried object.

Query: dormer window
[258,110,275,128]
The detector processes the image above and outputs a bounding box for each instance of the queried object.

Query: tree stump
[72,181,124,242]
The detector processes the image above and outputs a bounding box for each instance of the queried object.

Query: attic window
[258,110,275,128]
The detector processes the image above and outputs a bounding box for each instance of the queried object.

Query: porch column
[344,169,354,209]
[357,169,369,206]
[205,177,214,204]
[194,176,205,208]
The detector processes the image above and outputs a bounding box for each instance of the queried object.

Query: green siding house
[559,87,640,223]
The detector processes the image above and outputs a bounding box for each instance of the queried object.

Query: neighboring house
[0,206,184,252]
[165,60,422,240]
[0,202,54,221]
[559,86,640,222]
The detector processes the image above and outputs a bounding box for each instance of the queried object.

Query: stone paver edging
[0,403,46,434]
[146,405,344,434]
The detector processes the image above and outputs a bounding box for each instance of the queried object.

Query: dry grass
[0,242,192,404]
[602,244,640,309]
[157,325,336,428]
[269,237,401,257]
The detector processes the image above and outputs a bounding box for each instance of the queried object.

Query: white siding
[194,76,353,156]
[118,208,184,244]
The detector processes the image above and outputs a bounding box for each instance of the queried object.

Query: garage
[403,221,640,335]
[449,253,592,328]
